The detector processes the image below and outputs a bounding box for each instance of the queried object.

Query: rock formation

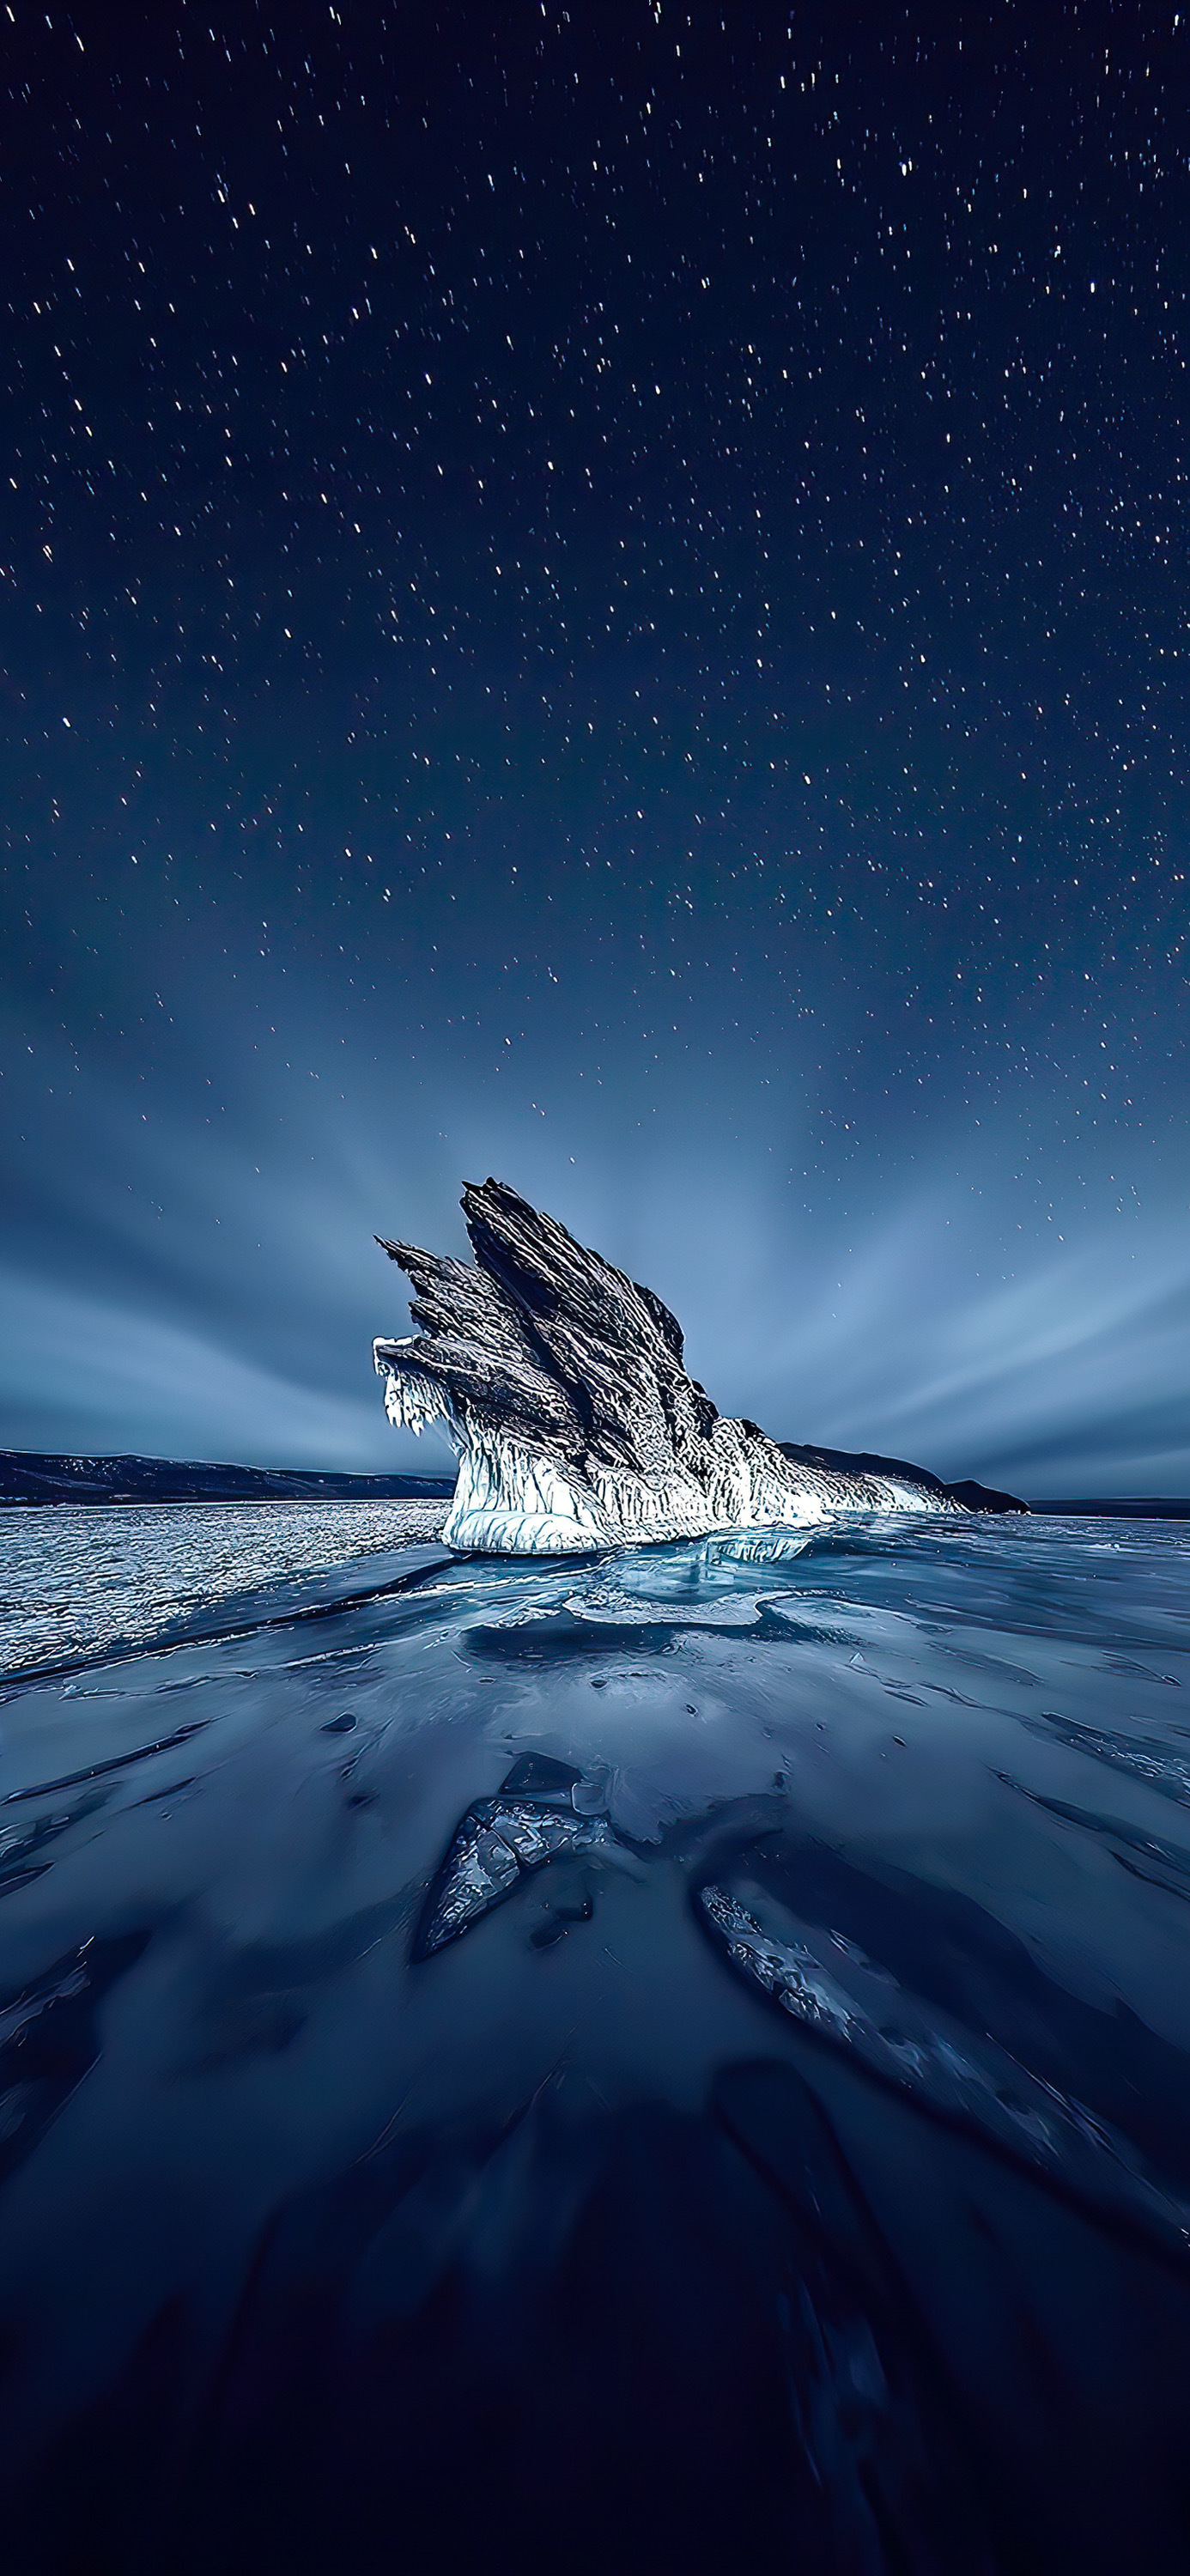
[373,1179,1023,1555]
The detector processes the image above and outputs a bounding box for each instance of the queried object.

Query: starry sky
[2,0,1187,1495]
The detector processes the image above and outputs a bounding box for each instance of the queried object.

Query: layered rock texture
[374,1180,1023,1555]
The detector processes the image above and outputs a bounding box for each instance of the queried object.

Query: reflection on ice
[0,1931,151,2191]
[1022,1710,1190,1805]
[1000,1773,1190,1903]
[712,1528,817,1564]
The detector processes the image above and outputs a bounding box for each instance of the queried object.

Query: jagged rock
[373,1180,1023,1556]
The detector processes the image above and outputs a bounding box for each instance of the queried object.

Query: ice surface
[0,1498,449,1675]
[0,1508,1188,2572]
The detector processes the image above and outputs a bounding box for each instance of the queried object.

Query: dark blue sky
[2,1,1187,1493]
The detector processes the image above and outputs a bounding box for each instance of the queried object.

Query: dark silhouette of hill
[0,1452,452,1507]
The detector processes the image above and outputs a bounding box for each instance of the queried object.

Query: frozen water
[0,1498,448,1675]
[1,1506,1189,2572]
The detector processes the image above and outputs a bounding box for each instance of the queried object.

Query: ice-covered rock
[373,1180,1017,1556]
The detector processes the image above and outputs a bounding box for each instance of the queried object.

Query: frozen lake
[0,1498,450,1674]
[2,1506,1189,2572]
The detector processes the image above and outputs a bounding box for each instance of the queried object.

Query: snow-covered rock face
[373,1179,957,1557]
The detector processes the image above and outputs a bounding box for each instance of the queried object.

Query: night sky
[2,2,1187,1495]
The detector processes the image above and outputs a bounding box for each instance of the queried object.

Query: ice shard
[695,1880,1190,2263]
[411,1755,614,1959]
[374,1179,1023,1556]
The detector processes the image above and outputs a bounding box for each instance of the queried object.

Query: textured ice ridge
[696,1880,1190,2261]
[374,1178,980,1558]
[410,1753,612,1959]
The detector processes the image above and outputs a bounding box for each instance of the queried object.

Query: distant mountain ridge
[1028,1495,1190,1519]
[0,1451,453,1507]
[776,1443,1026,1515]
